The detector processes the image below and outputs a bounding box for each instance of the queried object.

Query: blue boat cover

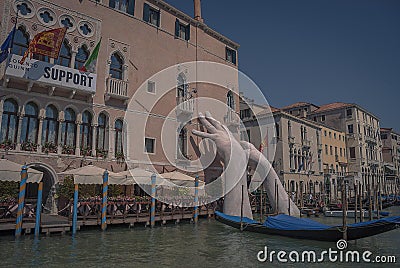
[216,211,400,231]
[263,214,331,230]
[215,211,259,224]
[348,216,400,227]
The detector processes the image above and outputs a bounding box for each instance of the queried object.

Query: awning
[0,159,43,183]
[59,165,121,185]
[161,171,205,187]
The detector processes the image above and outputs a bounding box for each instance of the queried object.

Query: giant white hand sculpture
[240,141,300,217]
[192,112,253,219]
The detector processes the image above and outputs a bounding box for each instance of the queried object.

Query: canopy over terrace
[161,171,205,187]
[0,159,43,183]
[59,165,131,185]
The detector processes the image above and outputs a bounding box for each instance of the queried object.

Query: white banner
[5,54,97,93]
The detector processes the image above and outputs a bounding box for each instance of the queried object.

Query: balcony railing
[176,97,194,121]
[365,135,377,144]
[105,77,129,100]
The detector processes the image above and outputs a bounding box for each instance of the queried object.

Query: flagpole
[10,11,19,51]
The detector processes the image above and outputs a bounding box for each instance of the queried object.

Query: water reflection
[0,208,398,267]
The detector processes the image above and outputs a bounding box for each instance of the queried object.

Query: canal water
[0,207,399,268]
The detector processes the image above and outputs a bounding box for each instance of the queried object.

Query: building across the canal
[281,101,385,196]
[380,128,400,194]
[0,0,240,207]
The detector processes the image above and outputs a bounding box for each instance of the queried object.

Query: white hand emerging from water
[240,141,300,217]
[192,112,253,219]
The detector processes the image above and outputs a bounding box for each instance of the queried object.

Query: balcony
[365,135,377,144]
[176,97,194,121]
[4,54,96,99]
[105,76,129,101]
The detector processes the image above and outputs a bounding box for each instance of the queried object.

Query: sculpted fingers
[192,129,215,139]
[204,111,224,131]
[198,112,217,133]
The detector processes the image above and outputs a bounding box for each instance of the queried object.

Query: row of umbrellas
[0,159,203,187]
[59,165,203,187]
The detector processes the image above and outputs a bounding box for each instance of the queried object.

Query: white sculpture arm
[240,141,300,217]
[192,112,253,219]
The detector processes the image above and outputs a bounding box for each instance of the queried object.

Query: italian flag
[80,39,101,72]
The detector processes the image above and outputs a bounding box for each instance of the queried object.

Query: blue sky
[165,0,400,131]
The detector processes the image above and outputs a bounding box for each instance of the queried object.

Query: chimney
[194,0,204,22]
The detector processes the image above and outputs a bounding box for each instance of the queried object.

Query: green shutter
[127,0,135,16]
[143,3,150,22]
[109,0,115,8]
[185,23,190,41]
[175,19,180,38]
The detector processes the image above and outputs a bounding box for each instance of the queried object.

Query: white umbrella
[161,171,204,187]
[0,158,43,183]
[59,165,119,185]
[113,168,165,186]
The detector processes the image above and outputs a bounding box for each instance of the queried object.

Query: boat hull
[215,213,399,242]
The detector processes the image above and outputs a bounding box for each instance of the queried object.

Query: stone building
[240,100,324,200]
[319,125,348,202]
[0,0,240,206]
[282,102,384,195]
[380,128,400,194]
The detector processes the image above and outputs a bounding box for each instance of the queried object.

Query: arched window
[96,113,108,152]
[109,53,123,80]
[74,45,89,70]
[1,99,19,146]
[61,108,76,154]
[20,102,39,148]
[227,91,235,109]
[11,27,29,56]
[177,73,187,100]
[115,119,123,157]
[80,111,92,154]
[41,105,59,152]
[55,40,72,67]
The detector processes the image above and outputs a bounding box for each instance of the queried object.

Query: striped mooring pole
[15,165,28,238]
[72,184,79,235]
[34,181,43,238]
[194,175,199,224]
[101,170,109,231]
[150,174,156,227]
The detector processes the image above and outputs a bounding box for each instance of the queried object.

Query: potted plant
[21,140,38,151]
[96,148,108,159]
[43,141,57,154]
[62,144,75,155]
[0,139,16,150]
[80,146,92,157]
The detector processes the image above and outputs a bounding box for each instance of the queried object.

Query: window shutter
[232,50,237,65]
[143,3,150,22]
[109,0,115,8]
[185,23,190,41]
[175,19,180,38]
[127,0,135,16]
[156,10,160,27]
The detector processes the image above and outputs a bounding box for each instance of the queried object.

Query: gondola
[215,211,400,242]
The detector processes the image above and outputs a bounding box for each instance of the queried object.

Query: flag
[20,27,67,64]
[259,132,268,153]
[0,26,16,64]
[79,39,101,73]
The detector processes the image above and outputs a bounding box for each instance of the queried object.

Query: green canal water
[0,207,399,268]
